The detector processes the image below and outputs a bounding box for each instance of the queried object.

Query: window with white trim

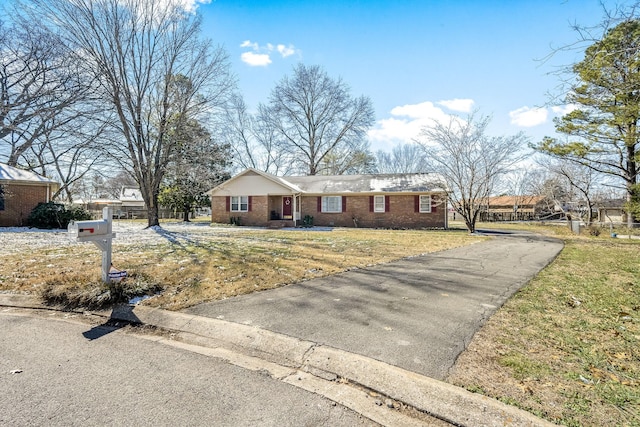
[231,196,248,212]
[419,195,432,213]
[321,196,342,213]
[373,195,385,213]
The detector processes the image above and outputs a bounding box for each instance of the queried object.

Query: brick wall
[0,184,49,227]
[211,195,270,226]
[212,193,447,229]
[300,194,446,228]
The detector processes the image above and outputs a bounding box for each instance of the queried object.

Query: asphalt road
[0,311,375,427]
[185,230,564,380]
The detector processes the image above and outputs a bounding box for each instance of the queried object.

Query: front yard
[0,220,478,310]
[1,220,638,426]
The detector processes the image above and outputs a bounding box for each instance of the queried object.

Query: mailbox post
[68,207,116,284]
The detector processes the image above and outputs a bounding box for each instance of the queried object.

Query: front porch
[268,194,300,226]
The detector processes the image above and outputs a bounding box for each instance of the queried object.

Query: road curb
[306,346,552,427]
[0,295,554,427]
[109,304,316,368]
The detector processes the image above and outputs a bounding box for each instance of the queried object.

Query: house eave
[1,179,60,193]
[209,168,301,196]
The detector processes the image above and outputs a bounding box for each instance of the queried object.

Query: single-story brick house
[0,163,59,227]
[209,168,448,229]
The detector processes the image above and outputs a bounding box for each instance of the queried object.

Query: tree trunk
[7,152,20,167]
[626,189,636,228]
[627,144,638,228]
[465,219,475,233]
[146,190,160,228]
[182,209,190,222]
[147,205,160,227]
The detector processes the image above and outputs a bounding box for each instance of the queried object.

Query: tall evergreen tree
[159,118,230,221]
[537,20,640,226]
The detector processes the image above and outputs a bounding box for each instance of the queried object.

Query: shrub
[27,202,92,229]
[589,224,602,236]
[303,215,314,227]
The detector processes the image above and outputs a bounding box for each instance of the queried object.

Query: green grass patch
[449,222,640,427]
[500,352,552,380]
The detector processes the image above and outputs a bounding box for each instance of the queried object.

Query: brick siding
[212,195,271,226]
[0,184,50,227]
[301,194,445,228]
[212,194,446,229]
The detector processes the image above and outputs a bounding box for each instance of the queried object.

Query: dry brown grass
[0,225,480,310]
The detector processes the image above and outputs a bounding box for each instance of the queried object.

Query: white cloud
[277,44,296,58]
[437,98,474,113]
[240,40,258,49]
[369,117,423,143]
[390,101,450,120]
[126,0,210,20]
[239,40,298,67]
[177,0,211,13]
[551,104,577,116]
[368,101,461,150]
[240,52,272,67]
[509,106,548,127]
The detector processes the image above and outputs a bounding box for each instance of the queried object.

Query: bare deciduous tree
[375,143,427,174]
[23,112,109,202]
[0,19,88,167]
[536,157,605,224]
[219,94,290,175]
[261,64,375,175]
[416,113,528,233]
[22,0,235,227]
[318,139,376,175]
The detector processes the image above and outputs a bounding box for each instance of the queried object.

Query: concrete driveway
[185,230,563,380]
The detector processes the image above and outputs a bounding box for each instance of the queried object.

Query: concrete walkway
[186,229,563,380]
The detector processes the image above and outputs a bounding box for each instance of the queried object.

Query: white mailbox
[68,219,110,241]
[67,207,117,284]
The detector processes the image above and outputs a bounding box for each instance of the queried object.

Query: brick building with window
[0,163,59,227]
[209,168,448,229]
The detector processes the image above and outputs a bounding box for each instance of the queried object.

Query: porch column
[292,193,297,225]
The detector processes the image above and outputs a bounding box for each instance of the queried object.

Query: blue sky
[197,0,608,152]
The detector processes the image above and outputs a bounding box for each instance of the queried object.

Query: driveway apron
[184,230,564,380]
